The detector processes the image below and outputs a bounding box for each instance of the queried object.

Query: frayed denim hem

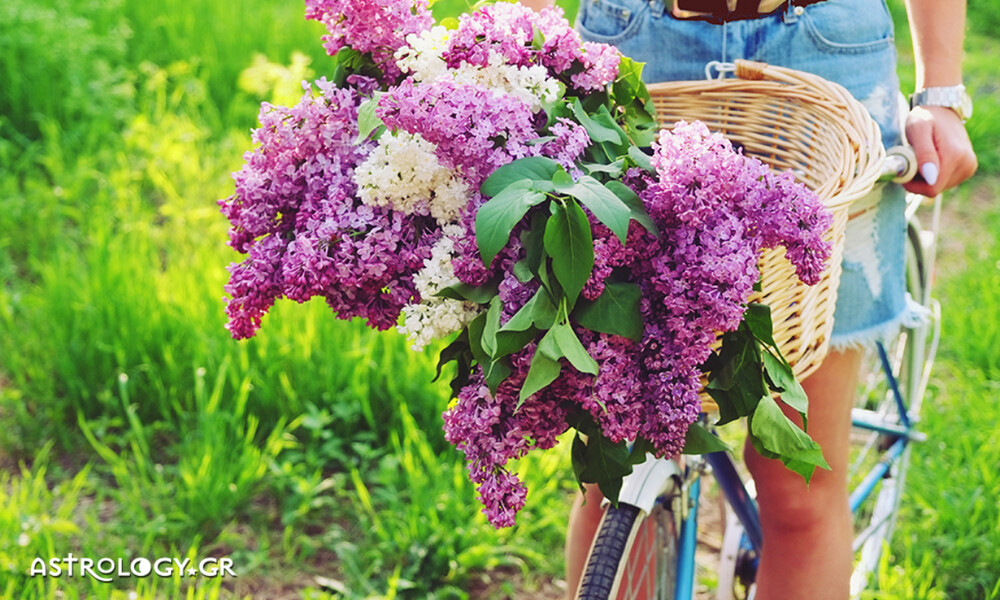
[828,294,931,353]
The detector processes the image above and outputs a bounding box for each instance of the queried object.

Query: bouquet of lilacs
[220,0,834,527]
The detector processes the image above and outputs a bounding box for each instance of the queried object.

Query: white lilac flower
[354,131,470,225]
[398,28,561,113]
[396,26,450,82]
[398,233,482,351]
[451,52,562,112]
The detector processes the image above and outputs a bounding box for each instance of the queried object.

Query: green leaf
[744,303,778,348]
[552,168,573,187]
[573,431,633,506]
[762,349,808,418]
[436,281,498,304]
[521,209,548,279]
[480,156,561,197]
[466,312,490,366]
[482,357,512,392]
[434,332,474,397]
[574,281,643,341]
[612,56,645,106]
[605,180,658,237]
[557,175,631,243]
[707,329,765,395]
[467,311,511,394]
[750,396,830,483]
[627,145,655,173]
[623,97,659,148]
[544,199,594,306]
[581,158,626,178]
[531,24,545,50]
[434,332,469,382]
[475,181,546,267]
[494,327,538,359]
[570,98,625,145]
[519,349,562,404]
[628,438,657,466]
[512,259,533,283]
[355,92,385,143]
[500,287,557,333]
[480,296,503,358]
[552,322,599,375]
[707,387,741,427]
[682,422,731,454]
[570,433,589,496]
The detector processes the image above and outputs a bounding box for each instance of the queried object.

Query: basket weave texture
[647,60,884,401]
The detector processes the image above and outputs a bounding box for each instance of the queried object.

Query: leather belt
[672,0,826,22]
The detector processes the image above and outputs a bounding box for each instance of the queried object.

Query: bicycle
[572,62,940,600]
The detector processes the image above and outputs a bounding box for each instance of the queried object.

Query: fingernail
[920,162,939,186]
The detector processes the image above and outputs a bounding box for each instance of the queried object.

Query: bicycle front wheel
[576,499,679,600]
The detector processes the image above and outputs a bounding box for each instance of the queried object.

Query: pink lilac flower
[541,117,591,177]
[304,0,433,83]
[220,78,437,338]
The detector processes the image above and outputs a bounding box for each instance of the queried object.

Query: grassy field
[0,0,997,598]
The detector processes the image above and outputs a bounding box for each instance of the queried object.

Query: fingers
[903,106,978,196]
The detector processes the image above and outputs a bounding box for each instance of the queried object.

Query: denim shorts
[577,0,921,348]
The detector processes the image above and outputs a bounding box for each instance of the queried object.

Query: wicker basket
[647,60,884,397]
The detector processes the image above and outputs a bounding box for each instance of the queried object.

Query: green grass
[0,0,997,598]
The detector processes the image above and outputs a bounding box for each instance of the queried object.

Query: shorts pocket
[801,0,894,54]
[576,0,647,45]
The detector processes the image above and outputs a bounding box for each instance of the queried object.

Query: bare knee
[746,448,849,533]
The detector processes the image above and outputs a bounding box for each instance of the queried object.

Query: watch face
[960,93,974,120]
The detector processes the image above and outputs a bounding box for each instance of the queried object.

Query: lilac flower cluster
[442,2,620,92]
[443,349,573,527]
[644,122,832,287]
[443,122,832,527]
[220,78,436,338]
[305,0,433,82]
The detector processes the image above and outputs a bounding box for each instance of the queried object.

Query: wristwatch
[909,85,973,122]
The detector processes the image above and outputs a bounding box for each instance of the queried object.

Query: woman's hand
[904,105,977,196]
[903,105,978,197]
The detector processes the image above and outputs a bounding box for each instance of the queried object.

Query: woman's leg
[565,483,605,599]
[744,348,862,600]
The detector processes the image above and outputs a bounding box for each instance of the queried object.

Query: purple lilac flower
[304,0,433,83]
[219,78,437,338]
[443,348,570,528]
[376,78,540,189]
[648,121,832,285]
[443,3,620,93]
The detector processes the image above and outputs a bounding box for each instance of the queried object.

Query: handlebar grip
[882,145,918,184]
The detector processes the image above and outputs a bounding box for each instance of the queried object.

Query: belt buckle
[671,0,738,20]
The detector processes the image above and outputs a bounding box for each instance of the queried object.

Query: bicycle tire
[576,500,679,600]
